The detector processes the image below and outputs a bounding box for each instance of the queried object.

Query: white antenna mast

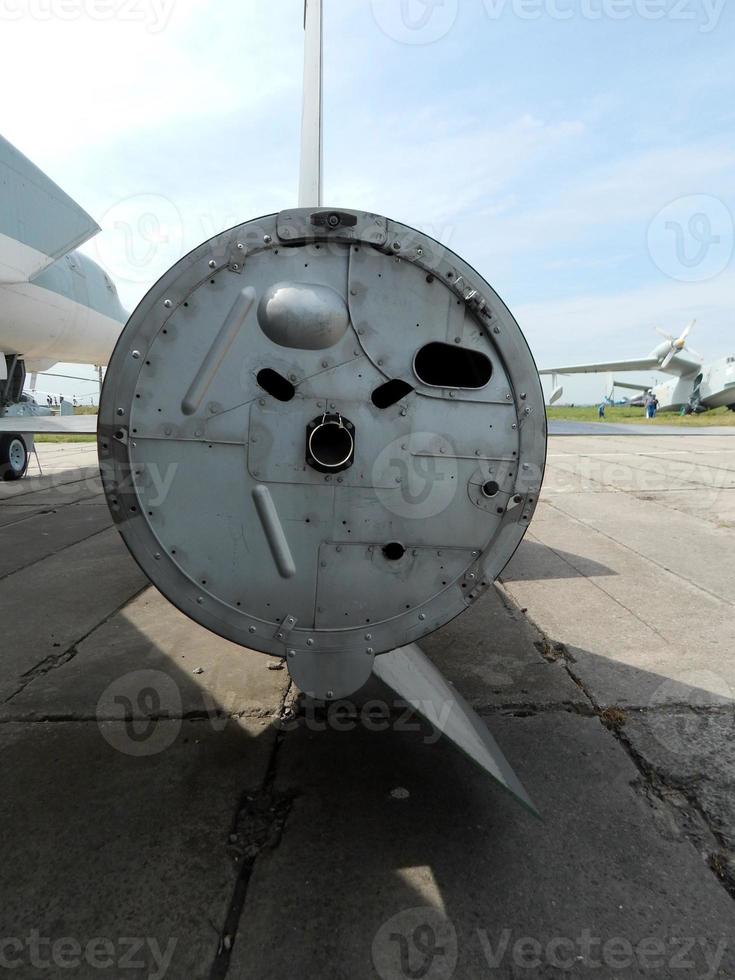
[298,0,324,207]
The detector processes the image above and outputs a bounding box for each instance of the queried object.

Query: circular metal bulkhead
[98,208,546,691]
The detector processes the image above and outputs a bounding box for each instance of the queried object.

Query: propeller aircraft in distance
[541,321,735,414]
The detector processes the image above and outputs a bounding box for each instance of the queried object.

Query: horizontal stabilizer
[373,643,539,816]
[0,135,99,282]
[613,379,652,393]
[0,414,97,435]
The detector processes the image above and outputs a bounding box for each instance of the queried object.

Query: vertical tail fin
[298,0,324,207]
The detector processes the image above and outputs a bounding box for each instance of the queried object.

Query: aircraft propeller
[656,320,702,369]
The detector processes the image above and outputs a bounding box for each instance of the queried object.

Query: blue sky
[1,0,733,403]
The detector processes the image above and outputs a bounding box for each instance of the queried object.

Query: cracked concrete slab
[0,528,147,701]
[0,718,277,980]
[2,438,734,979]
[4,587,290,721]
[419,585,587,712]
[229,713,735,979]
[0,499,113,579]
[502,507,735,709]
[622,709,735,891]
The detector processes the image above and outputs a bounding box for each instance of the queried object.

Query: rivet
[288,649,296,658]
[321,561,327,568]
[400,409,407,417]
[419,613,426,621]
[493,326,500,334]
[366,648,374,655]
[132,350,141,359]
[454,337,461,344]
[365,633,372,640]
[249,626,256,634]
[306,638,314,646]
[326,690,334,699]
[506,393,512,401]
[163,299,173,309]
[449,391,456,398]
[208,260,217,269]
[116,408,125,416]
[197,597,204,605]
[264,234,272,244]
[321,361,328,368]
[520,392,527,400]
[237,242,244,250]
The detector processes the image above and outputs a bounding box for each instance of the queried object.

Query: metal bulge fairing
[98,207,546,812]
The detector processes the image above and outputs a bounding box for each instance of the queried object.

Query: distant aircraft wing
[0,414,97,435]
[0,135,100,282]
[539,357,660,375]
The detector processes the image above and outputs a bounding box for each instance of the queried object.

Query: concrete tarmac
[0,439,733,979]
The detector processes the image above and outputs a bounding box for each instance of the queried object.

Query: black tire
[0,433,29,481]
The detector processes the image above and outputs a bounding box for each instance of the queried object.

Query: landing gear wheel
[0,434,29,481]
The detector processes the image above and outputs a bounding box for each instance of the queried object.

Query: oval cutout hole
[414,342,492,389]
[257,368,295,402]
[371,379,414,409]
[382,542,406,561]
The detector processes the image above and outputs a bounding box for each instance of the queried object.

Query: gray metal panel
[98,209,546,663]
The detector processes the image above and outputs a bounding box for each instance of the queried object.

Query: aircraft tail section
[0,135,100,283]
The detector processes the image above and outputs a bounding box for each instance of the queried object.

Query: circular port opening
[308,421,354,470]
[382,542,406,561]
[482,481,500,498]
